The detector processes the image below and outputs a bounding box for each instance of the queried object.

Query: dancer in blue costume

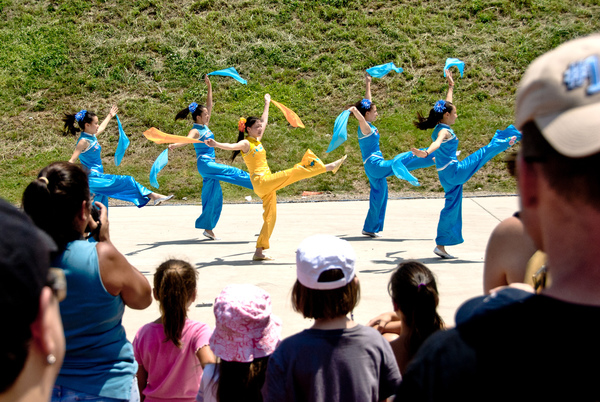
[65,105,173,209]
[348,73,435,238]
[412,70,521,259]
[168,76,253,240]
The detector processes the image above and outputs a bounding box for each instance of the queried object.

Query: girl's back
[134,319,212,401]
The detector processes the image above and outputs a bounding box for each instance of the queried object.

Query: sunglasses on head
[47,268,67,302]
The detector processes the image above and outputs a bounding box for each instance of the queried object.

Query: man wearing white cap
[397,34,600,400]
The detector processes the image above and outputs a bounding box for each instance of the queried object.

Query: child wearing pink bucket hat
[262,234,401,402]
[197,284,281,402]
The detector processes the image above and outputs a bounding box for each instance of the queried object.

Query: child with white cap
[197,284,281,402]
[262,234,401,402]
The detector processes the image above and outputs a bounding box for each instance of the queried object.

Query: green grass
[1,0,599,204]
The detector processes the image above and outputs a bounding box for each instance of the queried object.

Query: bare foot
[326,154,347,174]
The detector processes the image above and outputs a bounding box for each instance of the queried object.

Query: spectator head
[0,198,65,395]
[292,234,360,320]
[210,284,281,363]
[515,34,600,213]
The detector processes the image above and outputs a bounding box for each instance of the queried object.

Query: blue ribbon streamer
[444,58,465,77]
[149,149,169,188]
[207,67,248,85]
[366,62,404,78]
[114,115,130,166]
[327,110,351,153]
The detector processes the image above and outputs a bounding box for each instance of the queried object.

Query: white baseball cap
[515,34,600,157]
[296,234,356,290]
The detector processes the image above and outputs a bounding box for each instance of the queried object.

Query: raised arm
[94,202,152,310]
[96,105,118,137]
[365,72,372,101]
[257,93,271,141]
[205,138,250,154]
[205,75,213,116]
[349,106,372,135]
[445,69,454,103]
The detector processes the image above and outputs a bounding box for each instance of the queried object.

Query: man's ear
[517,154,540,210]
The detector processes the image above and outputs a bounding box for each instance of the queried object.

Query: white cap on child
[296,234,356,290]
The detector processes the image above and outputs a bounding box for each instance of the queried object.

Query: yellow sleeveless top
[242,136,271,176]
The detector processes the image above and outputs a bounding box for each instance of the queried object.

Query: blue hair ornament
[433,100,446,113]
[360,98,372,110]
[75,109,87,123]
[188,102,198,114]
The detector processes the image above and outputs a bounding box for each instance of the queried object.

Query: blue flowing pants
[195,159,252,231]
[88,171,153,209]
[436,128,520,245]
[363,151,435,233]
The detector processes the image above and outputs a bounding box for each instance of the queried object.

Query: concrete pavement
[110,195,519,340]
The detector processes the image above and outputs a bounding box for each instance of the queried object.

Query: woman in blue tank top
[22,162,153,402]
[348,73,435,238]
[411,70,520,259]
[168,75,253,240]
[64,105,173,209]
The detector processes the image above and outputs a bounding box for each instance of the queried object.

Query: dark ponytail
[231,116,260,162]
[388,261,444,360]
[413,101,454,130]
[154,259,197,347]
[175,102,206,122]
[22,162,91,252]
[62,110,97,136]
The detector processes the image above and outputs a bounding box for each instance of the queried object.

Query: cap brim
[536,102,600,158]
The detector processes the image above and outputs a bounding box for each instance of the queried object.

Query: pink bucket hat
[209,284,282,363]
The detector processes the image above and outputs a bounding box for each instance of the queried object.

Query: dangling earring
[47,354,57,365]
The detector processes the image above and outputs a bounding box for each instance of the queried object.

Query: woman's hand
[86,201,110,243]
[365,72,372,84]
[445,69,454,87]
[348,106,358,113]
[264,93,271,103]
[109,105,118,118]
[205,138,216,148]
[204,74,211,86]
[411,148,429,158]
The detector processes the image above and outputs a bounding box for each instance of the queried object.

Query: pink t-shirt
[133,319,212,402]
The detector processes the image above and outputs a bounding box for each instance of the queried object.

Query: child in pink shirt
[134,259,215,402]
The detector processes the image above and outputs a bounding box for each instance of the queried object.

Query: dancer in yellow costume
[206,94,346,261]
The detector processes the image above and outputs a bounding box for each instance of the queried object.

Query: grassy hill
[1,0,598,204]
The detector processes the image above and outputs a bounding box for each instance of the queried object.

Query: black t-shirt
[397,294,600,401]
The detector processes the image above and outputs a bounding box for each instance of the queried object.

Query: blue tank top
[192,123,216,162]
[357,122,384,163]
[76,132,104,174]
[431,124,459,171]
[53,240,136,399]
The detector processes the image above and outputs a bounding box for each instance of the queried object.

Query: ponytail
[62,109,98,136]
[175,102,205,122]
[388,261,444,360]
[231,116,260,162]
[22,162,91,252]
[154,259,197,347]
[413,100,454,130]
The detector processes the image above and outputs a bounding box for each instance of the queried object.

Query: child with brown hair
[262,235,401,402]
[133,259,215,402]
